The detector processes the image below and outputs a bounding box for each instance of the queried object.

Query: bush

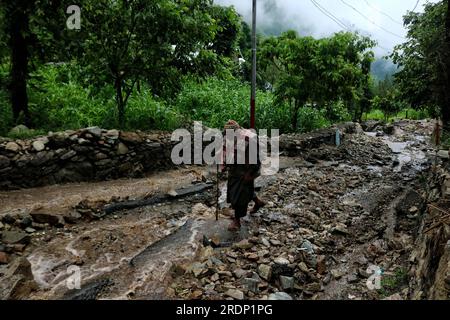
[25,63,181,132]
[28,63,115,131]
[297,107,330,133]
[125,89,182,131]
[175,77,292,132]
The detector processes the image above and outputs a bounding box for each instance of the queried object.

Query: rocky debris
[0,258,37,299]
[168,121,433,301]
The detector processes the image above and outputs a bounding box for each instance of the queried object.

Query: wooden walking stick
[216,164,219,221]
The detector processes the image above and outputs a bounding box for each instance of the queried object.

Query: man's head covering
[224,120,241,130]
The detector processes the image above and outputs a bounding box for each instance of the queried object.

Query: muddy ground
[0,120,441,300]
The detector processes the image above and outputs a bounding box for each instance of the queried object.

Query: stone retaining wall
[0,127,175,190]
[0,123,357,191]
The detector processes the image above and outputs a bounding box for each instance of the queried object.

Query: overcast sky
[214,0,437,57]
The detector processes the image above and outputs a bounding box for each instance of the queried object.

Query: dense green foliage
[2,0,445,138]
[392,0,450,126]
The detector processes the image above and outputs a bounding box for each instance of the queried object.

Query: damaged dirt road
[0,120,439,300]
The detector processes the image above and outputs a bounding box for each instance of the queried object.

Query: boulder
[30,210,65,227]
[1,231,31,245]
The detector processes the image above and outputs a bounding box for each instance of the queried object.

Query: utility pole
[250,0,257,129]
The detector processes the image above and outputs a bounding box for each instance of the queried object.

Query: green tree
[259,31,375,131]
[392,0,450,127]
[78,0,227,127]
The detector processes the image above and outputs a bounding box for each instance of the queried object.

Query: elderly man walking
[222,120,265,231]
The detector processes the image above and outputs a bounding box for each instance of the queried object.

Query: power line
[411,0,420,12]
[309,0,392,55]
[363,0,403,25]
[339,0,405,39]
[310,0,349,30]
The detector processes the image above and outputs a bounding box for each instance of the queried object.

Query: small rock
[233,269,248,279]
[234,239,252,250]
[305,282,321,293]
[245,253,259,261]
[270,239,282,246]
[0,222,4,230]
[5,142,20,152]
[19,217,33,229]
[60,150,77,160]
[331,223,349,235]
[211,273,219,282]
[274,257,290,266]
[190,262,206,278]
[190,290,203,299]
[30,211,65,227]
[409,206,418,214]
[32,141,45,152]
[117,142,129,155]
[0,252,9,264]
[25,227,36,234]
[268,292,293,300]
[331,269,344,280]
[86,127,103,138]
[300,240,314,254]
[258,264,272,281]
[225,289,244,300]
[63,211,82,224]
[316,255,327,275]
[261,238,271,247]
[298,262,309,273]
[347,273,359,284]
[167,190,178,197]
[279,276,295,290]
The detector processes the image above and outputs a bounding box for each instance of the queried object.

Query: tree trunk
[443,0,450,130]
[8,2,30,126]
[115,77,125,128]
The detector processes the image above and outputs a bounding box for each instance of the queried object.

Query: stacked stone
[0,127,174,190]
